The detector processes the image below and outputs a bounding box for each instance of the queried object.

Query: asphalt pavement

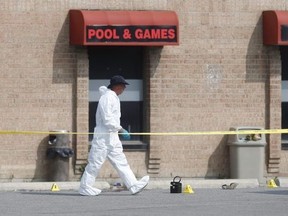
[1,178,288,215]
[1,187,288,216]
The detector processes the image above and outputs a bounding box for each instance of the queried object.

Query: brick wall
[0,0,287,181]
[0,2,77,181]
[147,0,284,178]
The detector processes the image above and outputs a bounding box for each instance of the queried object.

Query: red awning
[263,11,288,45]
[69,10,179,46]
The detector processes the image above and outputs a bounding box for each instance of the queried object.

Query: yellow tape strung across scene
[0,129,288,135]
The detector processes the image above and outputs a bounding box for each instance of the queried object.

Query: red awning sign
[86,25,177,43]
[69,10,179,46]
[263,10,288,45]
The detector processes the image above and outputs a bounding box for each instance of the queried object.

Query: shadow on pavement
[248,189,288,196]
[20,191,80,196]
[19,190,134,197]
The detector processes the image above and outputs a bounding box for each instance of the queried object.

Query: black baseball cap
[108,75,129,89]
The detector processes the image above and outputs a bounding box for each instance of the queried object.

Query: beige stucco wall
[0,0,287,181]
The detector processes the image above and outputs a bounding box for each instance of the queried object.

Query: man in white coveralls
[79,75,149,196]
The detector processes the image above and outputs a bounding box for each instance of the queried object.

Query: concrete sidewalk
[1,177,288,192]
[0,178,265,191]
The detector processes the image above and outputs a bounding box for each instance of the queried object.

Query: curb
[0,179,260,191]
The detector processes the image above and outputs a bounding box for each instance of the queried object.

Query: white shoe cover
[130,175,149,195]
[79,186,102,196]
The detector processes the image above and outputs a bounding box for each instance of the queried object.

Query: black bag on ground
[170,176,182,193]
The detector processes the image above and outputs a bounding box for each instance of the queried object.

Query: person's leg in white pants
[79,144,107,196]
[79,142,149,196]
[108,143,149,194]
[107,143,138,189]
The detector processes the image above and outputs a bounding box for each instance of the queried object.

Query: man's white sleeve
[98,96,122,132]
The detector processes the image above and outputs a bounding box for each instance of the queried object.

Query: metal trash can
[228,127,266,182]
[46,130,74,181]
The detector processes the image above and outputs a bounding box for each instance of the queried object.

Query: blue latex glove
[119,129,131,140]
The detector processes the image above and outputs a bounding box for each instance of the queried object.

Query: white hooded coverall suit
[79,86,149,195]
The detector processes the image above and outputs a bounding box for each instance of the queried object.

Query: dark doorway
[88,46,144,143]
[280,46,288,146]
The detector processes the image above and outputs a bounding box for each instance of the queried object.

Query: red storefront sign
[86,25,177,43]
[263,10,288,45]
[70,10,179,46]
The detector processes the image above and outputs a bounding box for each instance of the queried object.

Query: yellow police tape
[0,129,288,136]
